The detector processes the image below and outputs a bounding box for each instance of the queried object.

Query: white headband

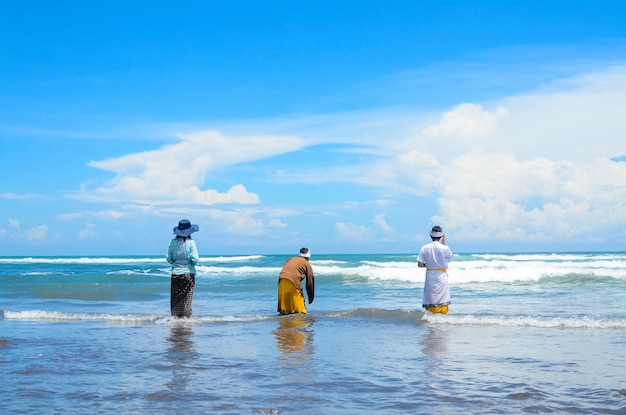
[299,251,311,258]
[430,230,443,238]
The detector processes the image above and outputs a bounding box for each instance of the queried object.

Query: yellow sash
[427,268,447,272]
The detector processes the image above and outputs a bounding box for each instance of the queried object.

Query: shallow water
[2,253,625,414]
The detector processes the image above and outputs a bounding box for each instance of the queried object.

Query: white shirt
[418,241,452,269]
[418,241,453,307]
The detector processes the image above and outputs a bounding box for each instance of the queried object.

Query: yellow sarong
[277,278,307,315]
[425,305,449,314]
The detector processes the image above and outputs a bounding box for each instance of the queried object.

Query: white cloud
[25,224,48,241]
[57,64,626,249]
[218,211,266,236]
[373,213,395,235]
[353,66,626,242]
[414,67,626,241]
[78,223,97,240]
[1,193,40,200]
[268,218,287,228]
[272,65,626,246]
[186,184,259,205]
[335,214,397,243]
[335,222,374,242]
[59,210,127,221]
[199,208,276,236]
[179,65,626,245]
[77,131,306,206]
[434,154,626,241]
[6,219,50,242]
[492,69,626,161]
[423,103,508,139]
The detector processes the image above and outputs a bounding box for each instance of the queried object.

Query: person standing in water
[166,219,200,318]
[418,226,453,314]
[277,247,315,315]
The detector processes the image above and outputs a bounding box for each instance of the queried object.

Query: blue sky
[2,1,626,255]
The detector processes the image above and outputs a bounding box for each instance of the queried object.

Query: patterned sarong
[171,273,195,317]
[277,278,307,315]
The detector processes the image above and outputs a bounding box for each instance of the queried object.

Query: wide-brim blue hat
[173,219,199,237]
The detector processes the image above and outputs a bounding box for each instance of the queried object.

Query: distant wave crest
[0,255,265,265]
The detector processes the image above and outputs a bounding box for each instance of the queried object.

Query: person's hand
[441,234,446,244]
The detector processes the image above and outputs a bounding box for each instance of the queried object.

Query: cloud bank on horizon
[1,2,626,255]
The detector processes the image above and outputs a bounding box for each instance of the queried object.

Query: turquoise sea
[1,252,625,414]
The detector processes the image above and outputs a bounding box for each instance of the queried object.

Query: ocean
[1,252,625,414]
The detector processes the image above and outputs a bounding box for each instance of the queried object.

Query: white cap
[430,226,443,238]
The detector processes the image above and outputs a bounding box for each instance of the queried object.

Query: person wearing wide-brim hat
[166,219,200,317]
[277,247,315,315]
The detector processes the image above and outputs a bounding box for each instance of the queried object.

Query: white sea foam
[313,254,626,284]
[0,255,264,265]
[423,313,626,329]
[190,256,626,284]
[312,260,349,265]
[474,252,626,261]
[196,265,282,276]
[22,271,73,276]
[6,309,623,330]
[244,261,599,283]
[202,255,265,262]
[452,258,626,283]
[2,309,277,325]
[2,309,161,323]
[0,257,163,265]
[312,261,418,281]
[4,253,626,284]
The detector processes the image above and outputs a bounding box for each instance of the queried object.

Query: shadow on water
[164,322,198,393]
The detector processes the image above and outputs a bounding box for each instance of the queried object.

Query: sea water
[1,252,625,414]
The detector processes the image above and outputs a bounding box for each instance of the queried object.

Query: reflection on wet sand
[421,326,450,381]
[274,314,315,367]
[165,322,198,392]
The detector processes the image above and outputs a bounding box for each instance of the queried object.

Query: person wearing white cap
[417,226,453,314]
[277,247,315,315]
[166,219,200,317]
